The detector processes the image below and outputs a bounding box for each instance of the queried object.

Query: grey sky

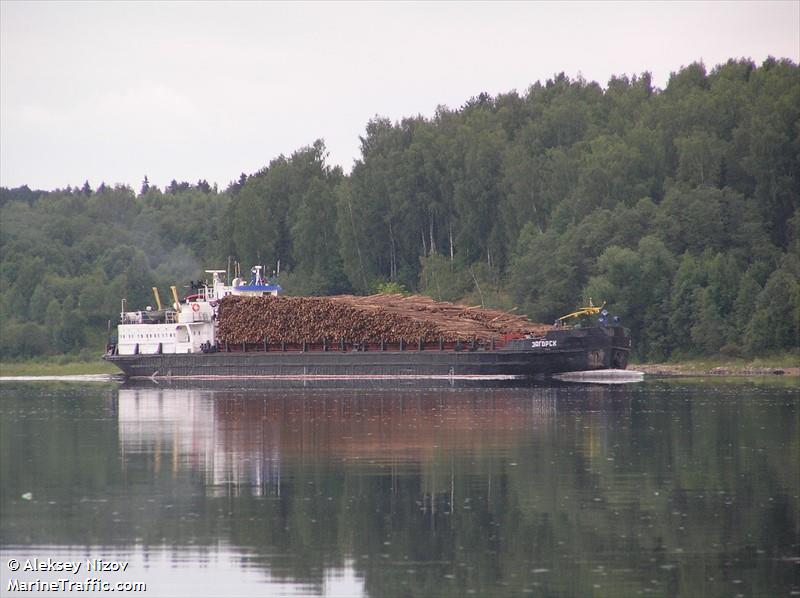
[1,1,797,191]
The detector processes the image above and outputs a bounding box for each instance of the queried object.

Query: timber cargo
[103,266,630,380]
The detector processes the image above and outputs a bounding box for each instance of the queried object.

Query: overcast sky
[1,1,798,191]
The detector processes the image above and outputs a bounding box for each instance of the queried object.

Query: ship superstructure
[114,267,282,356]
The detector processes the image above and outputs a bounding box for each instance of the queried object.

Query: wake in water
[552,369,644,384]
[0,375,122,382]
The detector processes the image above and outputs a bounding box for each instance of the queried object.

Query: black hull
[105,326,630,380]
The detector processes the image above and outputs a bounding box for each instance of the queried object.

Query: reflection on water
[117,386,560,496]
[0,381,798,597]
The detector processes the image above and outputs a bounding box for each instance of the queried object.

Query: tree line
[1,57,798,361]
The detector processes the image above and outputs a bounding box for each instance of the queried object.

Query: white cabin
[113,267,282,356]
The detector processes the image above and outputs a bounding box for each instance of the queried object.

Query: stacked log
[217,295,549,343]
[333,294,547,335]
[217,296,440,344]
[216,294,551,344]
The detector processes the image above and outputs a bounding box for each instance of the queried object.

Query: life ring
[191,303,200,312]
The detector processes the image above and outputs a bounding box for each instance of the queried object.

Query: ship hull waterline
[105,326,630,381]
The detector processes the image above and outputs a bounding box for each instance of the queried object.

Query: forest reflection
[1,382,797,597]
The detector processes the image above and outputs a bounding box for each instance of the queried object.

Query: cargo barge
[104,267,630,380]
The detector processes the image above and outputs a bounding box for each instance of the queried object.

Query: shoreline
[2,356,797,380]
[0,360,119,378]
[632,364,799,378]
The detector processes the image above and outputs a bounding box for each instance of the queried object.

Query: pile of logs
[216,294,551,344]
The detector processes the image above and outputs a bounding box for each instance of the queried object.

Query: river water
[0,379,797,597]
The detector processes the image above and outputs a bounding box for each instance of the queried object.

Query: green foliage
[1,58,798,361]
[374,281,408,295]
[231,141,348,295]
[508,225,583,321]
[690,287,730,354]
[0,320,49,359]
[418,254,470,302]
[675,131,726,186]
[745,263,800,353]
[583,237,676,359]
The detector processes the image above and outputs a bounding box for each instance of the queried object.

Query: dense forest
[1,58,798,361]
